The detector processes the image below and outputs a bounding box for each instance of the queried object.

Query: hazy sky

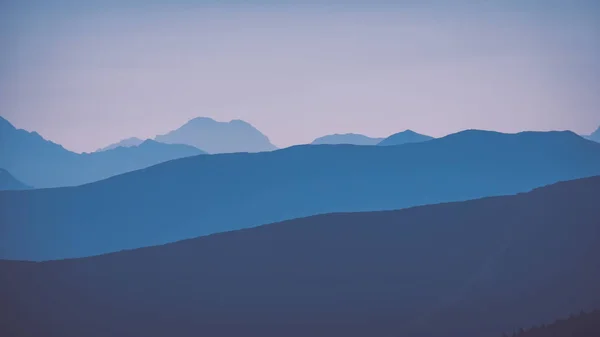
[1,0,599,152]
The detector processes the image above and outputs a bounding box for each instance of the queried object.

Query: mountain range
[1,176,599,337]
[0,116,205,188]
[310,130,434,146]
[2,129,600,260]
[311,133,384,145]
[377,129,434,146]
[0,168,30,191]
[154,117,277,153]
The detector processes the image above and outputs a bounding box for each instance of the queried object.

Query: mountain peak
[377,129,433,146]
[311,133,384,145]
[155,117,277,154]
[229,119,251,125]
[187,117,217,125]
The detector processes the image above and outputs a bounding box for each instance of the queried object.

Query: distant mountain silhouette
[586,126,600,143]
[0,116,205,188]
[1,176,599,337]
[507,310,600,337]
[377,129,433,146]
[96,137,145,152]
[2,129,600,260]
[154,117,277,153]
[0,168,30,191]
[311,133,383,145]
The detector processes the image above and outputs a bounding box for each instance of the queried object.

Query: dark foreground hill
[2,130,600,260]
[1,176,599,337]
[0,117,205,188]
[508,310,600,337]
[0,168,30,191]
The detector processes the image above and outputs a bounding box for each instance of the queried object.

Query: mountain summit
[311,133,383,145]
[154,117,277,154]
[377,130,433,146]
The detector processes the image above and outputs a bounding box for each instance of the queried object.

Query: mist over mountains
[2,0,599,334]
[2,111,600,336]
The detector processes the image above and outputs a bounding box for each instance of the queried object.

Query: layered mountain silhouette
[1,176,599,337]
[0,116,205,188]
[2,129,600,260]
[586,126,600,143]
[96,137,145,152]
[311,133,383,145]
[154,117,277,153]
[377,129,433,146]
[0,168,30,191]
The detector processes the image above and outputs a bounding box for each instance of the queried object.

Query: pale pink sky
[1,1,599,152]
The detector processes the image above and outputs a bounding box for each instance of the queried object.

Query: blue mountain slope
[1,130,600,260]
[96,137,145,152]
[377,129,433,146]
[155,117,277,153]
[0,117,205,188]
[0,168,31,191]
[586,126,600,143]
[1,176,599,337]
[311,133,383,145]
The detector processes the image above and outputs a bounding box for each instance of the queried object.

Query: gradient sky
[1,0,599,153]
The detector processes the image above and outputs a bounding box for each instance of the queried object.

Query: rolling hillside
[1,176,599,337]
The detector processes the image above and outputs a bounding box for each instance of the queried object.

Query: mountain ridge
[0,116,205,188]
[2,129,600,260]
[96,137,145,152]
